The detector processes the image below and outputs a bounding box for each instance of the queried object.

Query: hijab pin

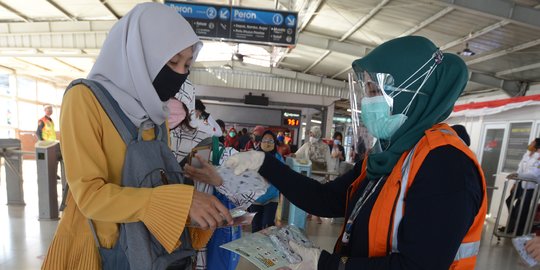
[433,50,444,65]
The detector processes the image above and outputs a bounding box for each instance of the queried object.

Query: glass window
[0,98,17,128]
[18,102,39,131]
[37,81,57,105]
[502,122,532,172]
[0,73,11,96]
[16,77,37,101]
[0,127,15,138]
[56,87,65,105]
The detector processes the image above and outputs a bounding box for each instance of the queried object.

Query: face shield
[349,50,443,142]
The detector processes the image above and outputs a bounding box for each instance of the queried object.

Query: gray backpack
[64,79,195,270]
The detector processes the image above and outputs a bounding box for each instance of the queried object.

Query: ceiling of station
[0,0,540,112]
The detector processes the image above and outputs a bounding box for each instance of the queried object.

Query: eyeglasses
[262,139,274,144]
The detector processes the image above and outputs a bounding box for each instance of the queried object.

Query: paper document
[221,225,314,270]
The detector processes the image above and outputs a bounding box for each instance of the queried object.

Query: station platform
[0,160,533,270]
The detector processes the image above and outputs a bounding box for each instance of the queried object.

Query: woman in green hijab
[198,36,487,270]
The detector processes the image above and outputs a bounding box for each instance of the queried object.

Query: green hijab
[352,36,468,180]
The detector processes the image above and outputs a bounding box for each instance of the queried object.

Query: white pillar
[323,103,335,138]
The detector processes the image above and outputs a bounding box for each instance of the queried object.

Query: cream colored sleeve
[60,86,194,253]
[295,142,309,160]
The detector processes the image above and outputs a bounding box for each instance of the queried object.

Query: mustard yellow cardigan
[42,84,212,269]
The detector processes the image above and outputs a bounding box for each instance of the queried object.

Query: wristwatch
[338,256,348,270]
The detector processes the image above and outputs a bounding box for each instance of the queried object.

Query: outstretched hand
[189,190,233,230]
[184,155,223,186]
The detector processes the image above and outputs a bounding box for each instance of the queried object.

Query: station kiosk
[284,157,311,230]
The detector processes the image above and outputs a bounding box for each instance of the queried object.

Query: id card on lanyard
[341,176,386,245]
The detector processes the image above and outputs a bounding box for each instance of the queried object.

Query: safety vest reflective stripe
[390,128,481,262]
[454,241,480,261]
[391,143,418,253]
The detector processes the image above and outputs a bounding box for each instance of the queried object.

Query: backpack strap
[66,79,138,144]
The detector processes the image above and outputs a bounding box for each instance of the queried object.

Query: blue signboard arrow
[286,15,296,27]
[219,8,230,20]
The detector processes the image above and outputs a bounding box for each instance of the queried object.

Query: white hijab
[88,3,202,127]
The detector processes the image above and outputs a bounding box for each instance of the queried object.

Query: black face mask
[152,65,189,101]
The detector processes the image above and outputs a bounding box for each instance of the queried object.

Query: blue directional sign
[165,1,297,46]
[219,7,230,20]
[285,15,296,27]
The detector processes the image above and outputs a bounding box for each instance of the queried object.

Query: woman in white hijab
[42,3,231,269]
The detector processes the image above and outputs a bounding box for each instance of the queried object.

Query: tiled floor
[0,160,534,269]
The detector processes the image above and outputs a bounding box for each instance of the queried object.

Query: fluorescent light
[311,119,321,124]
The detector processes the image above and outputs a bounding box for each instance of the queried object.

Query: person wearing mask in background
[248,130,283,232]
[215,119,226,144]
[192,99,222,138]
[41,4,232,269]
[505,138,540,235]
[225,127,240,150]
[169,80,220,162]
[295,126,334,176]
[294,125,334,224]
[221,36,486,270]
[331,131,345,162]
[36,104,56,141]
[277,132,292,157]
[244,125,266,151]
[237,128,250,150]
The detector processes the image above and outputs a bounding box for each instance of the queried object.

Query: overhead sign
[282,110,301,127]
[165,1,297,46]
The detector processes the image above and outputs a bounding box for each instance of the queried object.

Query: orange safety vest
[336,123,487,270]
[39,116,57,141]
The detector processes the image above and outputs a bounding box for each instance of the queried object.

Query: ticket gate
[0,139,25,205]
[35,140,62,220]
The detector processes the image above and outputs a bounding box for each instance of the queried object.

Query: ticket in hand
[512,235,538,268]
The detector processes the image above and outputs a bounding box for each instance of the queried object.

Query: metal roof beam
[496,62,540,76]
[46,0,77,21]
[0,2,32,22]
[398,7,454,37]
[298,32,370,56]
[331,66,352,79]
[469,71,528,96]
[192,60,347,88]
[302,0,389,72]
[439,20,510,50]
[276,0,324,67]
[303,50,330,73]
[99,0,121,20]
[466,37,540,65]
[189,66,348,98]
[339,0,391,42]
[438,0,540,29]
[299,0,324,32]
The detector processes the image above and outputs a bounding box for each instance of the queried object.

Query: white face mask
[309,137,319,143]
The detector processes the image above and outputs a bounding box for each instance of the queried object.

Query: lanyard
[341,176,385,245]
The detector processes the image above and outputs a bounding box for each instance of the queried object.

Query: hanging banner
[165,1,297,47]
